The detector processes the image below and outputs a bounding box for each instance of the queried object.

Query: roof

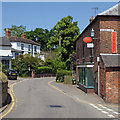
[9,36,40,46]
[76,3,120,42]
[101,54,120,68]
[11,48,22,53]
[98,3,119,15]
[0,37,11,46]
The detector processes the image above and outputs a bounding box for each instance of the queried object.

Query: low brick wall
[78,83,94,93]
[105,68,120,103]
[35,74,56,78]
[0,81,8,107]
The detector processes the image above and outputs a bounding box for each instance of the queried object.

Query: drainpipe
[97,57,100,96]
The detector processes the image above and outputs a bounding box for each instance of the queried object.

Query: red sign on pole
[112,32,117,53]
[83,37,92,43]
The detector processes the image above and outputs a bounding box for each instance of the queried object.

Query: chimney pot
[5,28,11,37]
[21,33,27,39]
[90,16,94,23]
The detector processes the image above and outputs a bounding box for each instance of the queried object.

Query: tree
[4,25,26,37]
[12,54,43,77]
[26,28,50,50]
[47,16,80,70]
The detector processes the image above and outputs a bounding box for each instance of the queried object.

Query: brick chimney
[90,16,94,23]
[21,33,27,39]
[5,28,11,37]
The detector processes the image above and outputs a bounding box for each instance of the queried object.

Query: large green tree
[26,28,50,50]
[5,25,26,37]
[12,54,43,77]
[47,16,80,70]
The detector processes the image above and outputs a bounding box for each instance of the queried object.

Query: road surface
[2,77,119,119]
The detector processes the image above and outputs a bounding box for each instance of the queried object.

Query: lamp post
[91,28,94,37]
[97,56,100,96]
[91,28,100,96]
[90,28,94,63]
[83,28,100,95]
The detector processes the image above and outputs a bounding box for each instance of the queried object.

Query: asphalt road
[3,77,118,118]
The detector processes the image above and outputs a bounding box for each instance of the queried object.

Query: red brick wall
[76,17,100,64]
[76,16,120,103]
[100,56,106,99]
[76,16,120,64]
[106,68,120,103]
[100,17,120,54]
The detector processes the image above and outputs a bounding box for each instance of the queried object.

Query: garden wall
[0,81,8,107]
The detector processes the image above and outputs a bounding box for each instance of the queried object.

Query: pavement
[51,81,119,112]
[1,77,119,119]
[0,77,23,115]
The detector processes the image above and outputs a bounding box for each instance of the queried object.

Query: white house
[0,37,12,69]
[5,29,42,59]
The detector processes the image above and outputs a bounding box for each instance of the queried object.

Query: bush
[12,54,44,77]
[0,72,8,83]
[0,62,7,75]
[64,75,73,84]
[56,70,72,82]
[36,66,54,74]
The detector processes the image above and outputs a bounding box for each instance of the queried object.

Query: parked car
[7,69,17,80]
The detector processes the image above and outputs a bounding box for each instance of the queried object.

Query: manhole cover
[49,105,62,108]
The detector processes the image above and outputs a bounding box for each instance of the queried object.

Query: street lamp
[91,28,94,38]
[90,28,94,63]
[91,28,100,96]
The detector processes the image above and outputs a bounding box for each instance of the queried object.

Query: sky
[2,2,118,36]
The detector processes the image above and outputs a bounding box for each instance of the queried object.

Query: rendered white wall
[0,46,12,56]
[10,41,41,57]
[11,42,17,49]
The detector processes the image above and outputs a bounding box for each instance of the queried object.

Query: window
[22,51,24,54]
[79,67,94,88]
[2,60,9,69]
[28,45,31,51]
[21,44,24,50]
[34,46,37,52]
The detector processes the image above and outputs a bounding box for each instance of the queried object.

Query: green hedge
[64,75,73,84]
[56,70,72,82]
[36,66,54,74]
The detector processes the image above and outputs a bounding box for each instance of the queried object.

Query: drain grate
[49,105,62,108]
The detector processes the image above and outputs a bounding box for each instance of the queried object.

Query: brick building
[76,3,120,103]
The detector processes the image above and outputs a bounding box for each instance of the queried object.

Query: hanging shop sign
[83,37,92,43]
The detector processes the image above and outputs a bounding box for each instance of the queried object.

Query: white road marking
[96,108,103,111]
[90,103,119,118]
[108,114,115,118]
[98,104,103,107]
[101,106,107,109]
[113,112,119,115]
[106,108,113,111]
[101,111,109,114]
[90,104,94,106]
